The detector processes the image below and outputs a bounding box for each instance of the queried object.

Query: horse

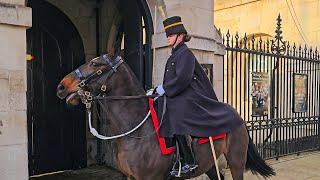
[56,54,275,180]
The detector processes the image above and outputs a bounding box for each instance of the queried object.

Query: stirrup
[182,164,198,172]
[170,157,182,177]
[170,163,198,177]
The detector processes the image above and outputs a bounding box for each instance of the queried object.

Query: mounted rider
[155,16,243,177]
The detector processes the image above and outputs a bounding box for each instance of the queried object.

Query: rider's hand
[146,88,155,95]
[156,85,165,96]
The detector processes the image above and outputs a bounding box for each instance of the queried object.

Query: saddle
[148,98,226,155]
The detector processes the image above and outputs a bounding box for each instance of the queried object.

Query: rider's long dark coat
[158,43,243,138]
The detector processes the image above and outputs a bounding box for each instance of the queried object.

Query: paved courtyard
[31,151,320,180]
[240,151,320,180]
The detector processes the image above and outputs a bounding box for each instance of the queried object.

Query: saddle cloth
[148,98,227,155]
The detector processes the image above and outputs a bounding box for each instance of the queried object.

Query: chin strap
[172,33,181,48]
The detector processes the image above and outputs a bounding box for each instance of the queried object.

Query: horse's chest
[116,144,170,178]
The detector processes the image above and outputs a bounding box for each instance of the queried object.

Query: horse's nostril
[57,84,65,91]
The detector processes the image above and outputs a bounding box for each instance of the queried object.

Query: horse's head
[56,54,123,105]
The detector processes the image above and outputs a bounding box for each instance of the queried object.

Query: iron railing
[222,15,320,159]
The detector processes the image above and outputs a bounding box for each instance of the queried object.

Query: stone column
[0,1,31,180]
[151,0,225,101]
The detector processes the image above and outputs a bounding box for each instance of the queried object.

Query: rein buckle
[101,85,107,92]
[79,80,86,87]
[85,102,92,109]
[97,70,103,75]
[84,91,91,96]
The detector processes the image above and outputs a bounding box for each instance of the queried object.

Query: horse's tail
[245,136,276,178]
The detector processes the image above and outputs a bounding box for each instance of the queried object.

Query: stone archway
[27,0,155,175]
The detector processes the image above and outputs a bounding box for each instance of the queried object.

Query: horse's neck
[102,64,154,142]
[100,64,165,174]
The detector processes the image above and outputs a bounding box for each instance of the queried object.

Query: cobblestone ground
[31,151,320,180]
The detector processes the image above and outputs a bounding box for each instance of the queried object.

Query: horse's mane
[110,54,146,93]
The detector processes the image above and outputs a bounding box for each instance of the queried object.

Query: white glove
[156,85,165,96]
[146,88,155,95]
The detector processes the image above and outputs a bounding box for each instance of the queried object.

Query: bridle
[74,54,158,107]
[76,55,123,88]
[72,54,164,140]
[74,54,123,106]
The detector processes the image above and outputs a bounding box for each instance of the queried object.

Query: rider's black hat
[163,16,187,37]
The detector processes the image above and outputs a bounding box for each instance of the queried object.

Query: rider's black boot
[170,135,198,177]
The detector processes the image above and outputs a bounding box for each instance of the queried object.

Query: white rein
[88,109,151,140]
[87,90,160,140]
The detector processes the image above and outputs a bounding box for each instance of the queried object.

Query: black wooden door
[122,0,145,87]
[27,0,86,176]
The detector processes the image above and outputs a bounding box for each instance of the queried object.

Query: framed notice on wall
[201,64,213,84]
[251,72,269,116]
[293,74,308,113]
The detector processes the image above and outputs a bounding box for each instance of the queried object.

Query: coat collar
[171,42,185,54]
[167,43,187,63]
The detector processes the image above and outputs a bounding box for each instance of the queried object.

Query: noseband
[75,54,123,89]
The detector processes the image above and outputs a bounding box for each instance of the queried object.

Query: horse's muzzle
[56,83,67,99]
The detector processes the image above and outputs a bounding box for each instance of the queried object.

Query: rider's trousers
[175,135,195,164]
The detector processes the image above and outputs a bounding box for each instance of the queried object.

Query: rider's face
[166,34,177,46]
[166,34,183,47]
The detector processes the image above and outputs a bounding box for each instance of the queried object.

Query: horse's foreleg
[205,167,225,180]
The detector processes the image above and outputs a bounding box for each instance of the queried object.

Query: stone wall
[215,0,320,47]
[0,1,31,180]
[152,0,225,99]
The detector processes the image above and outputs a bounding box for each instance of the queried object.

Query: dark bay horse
[56,54,275,180]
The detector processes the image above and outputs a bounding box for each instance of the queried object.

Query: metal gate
[222,15,320,159]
